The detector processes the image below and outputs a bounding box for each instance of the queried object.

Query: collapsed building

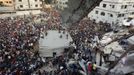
[96,26,134,75]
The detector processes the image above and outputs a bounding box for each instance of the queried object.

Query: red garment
[16,69,20,75]
[88,64,92,72]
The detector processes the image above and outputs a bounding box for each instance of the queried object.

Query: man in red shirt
[87,62,92,75]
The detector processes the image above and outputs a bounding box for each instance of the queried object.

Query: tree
[60,0,102,27]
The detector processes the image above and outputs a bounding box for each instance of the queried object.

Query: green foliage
[45,0,52,4]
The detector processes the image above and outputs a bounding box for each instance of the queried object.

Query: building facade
[0,0,13,6]
[15,0,42,10]
[88,0,134,26]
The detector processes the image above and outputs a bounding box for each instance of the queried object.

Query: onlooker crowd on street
[0,9,112,75]
[0,10,62,75]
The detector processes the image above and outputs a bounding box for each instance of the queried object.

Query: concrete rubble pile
[97,25,134,75]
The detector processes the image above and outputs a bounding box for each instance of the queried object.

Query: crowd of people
[0,9,62,75]
[68,18,112,62]
[0,15,44,75]
[32,17,112,75]
[0,8,112,75]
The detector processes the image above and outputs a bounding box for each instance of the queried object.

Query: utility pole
[13,0,16,11]
[27,0,31,9]
[27,0,32,15]
[42,0,45,11]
